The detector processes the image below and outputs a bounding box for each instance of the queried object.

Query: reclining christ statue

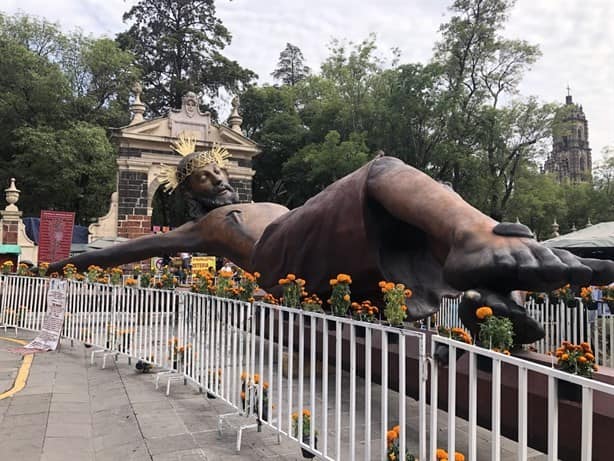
[48,138,614,344]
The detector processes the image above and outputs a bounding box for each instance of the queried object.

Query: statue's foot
[458,289,544,345]
[443,222,614,292]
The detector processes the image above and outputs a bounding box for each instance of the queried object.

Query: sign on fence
[10,279,67,354]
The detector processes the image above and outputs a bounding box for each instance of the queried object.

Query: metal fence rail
[436,295,614,366]
[0,275,428,461]
[430,335,614,461]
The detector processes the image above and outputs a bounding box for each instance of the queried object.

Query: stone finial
[586,217,593,227]
[228,95,243,134]
[129,82,146,125]
[515,216,521,224]
[4,178,20,212]
[551,219,560,238]
[571,223,577,232]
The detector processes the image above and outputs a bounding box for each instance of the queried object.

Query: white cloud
[2,0,613,157]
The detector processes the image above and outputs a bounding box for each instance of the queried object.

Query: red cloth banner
[38,211,75,264]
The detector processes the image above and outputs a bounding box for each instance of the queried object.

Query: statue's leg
[366,157,614,292]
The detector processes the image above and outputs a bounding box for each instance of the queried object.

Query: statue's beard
[192,184,239,213]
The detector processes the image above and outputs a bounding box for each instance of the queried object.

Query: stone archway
[96,89,260,240]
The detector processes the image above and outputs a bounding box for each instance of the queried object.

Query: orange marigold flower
[585,353,595,361]
[330,279,338,286]
[578,356,587,363]
[386,430,397,444]
[379,281,387,288]
[254,272,261,278]
[561,353,569,361]
[401,305,407,311]
[253,374,260,384]
[475,306,493,320]
[302,409,311,417]
[436,448,448,459]
[392,425,400,435]
[454,453,465,461]
[291,412,298,420]
[287,274,296,281]
[404,289,413,298]
[343,294,350,302]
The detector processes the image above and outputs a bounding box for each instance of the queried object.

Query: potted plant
[1,260,14,275]
[527,291,547,305]
[62,263,77,280]
[278,273,303,308]
[302,293,324,313]
[580,286,597,310]
[550,284,576,308]
[386,424,417,460]
[17,263,31,276]
[434,326,472,366]
[38,262,49,277]
[600,286,614,309]
[554,341,597,402]
[328,273,352,317]
[380,280,412,343]
[350,300,379,337]
[237,270,260,303]
[87,265,103,283]
[475,306,513,371]
[292,409,317,458]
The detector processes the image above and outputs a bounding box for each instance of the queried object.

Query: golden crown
[158,132,231,192]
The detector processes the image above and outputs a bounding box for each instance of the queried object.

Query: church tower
[543,90,592,183]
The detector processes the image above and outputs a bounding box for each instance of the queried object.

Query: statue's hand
[443,222,614,292]
[458,289,544,345]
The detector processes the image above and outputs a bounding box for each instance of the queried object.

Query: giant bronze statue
[48,139,614,344]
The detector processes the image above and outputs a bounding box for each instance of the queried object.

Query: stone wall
[117,171,150,238]
[230,178,252,203]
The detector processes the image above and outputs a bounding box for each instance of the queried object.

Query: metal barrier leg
[236,427,243,452]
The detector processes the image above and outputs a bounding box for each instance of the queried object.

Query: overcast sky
[3,0,613,161]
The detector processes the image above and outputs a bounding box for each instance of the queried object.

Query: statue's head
[178,153,239,214]
[158,134,239,218]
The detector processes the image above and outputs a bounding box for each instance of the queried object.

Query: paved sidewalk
[1,333,549,461]
[0,334,299,461]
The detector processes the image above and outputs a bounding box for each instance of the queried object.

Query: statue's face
[186,163,237,208]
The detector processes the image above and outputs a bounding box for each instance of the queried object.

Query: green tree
[431,0,552,219]
[240,85,307,203]
[117,0,256,115]
[505,169,566,240]
[282,131,371,206]
[0,13,134,222]
[271,43,311,86]
[11,123,115,225]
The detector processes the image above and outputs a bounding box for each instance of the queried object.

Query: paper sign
[10,279,67,354]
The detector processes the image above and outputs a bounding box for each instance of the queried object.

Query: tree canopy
[117,0,257,115]
[1,1,611,237]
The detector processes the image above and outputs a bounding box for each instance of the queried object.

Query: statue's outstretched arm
[47,218,208,274]
[45,202,286,274]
